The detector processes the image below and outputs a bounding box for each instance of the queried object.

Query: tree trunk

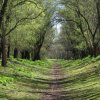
[7,45,10,58]
[32,31,46,61]
[32,46,41,61]
[88,44,97,57]
[0,0,8,26]
[14,48,18,58]
[0,46,2,58]
[25,50,30,60]
[1,37,7,66]
[21,50,25,59]
[92,46,97,57]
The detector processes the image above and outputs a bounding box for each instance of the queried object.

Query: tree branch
[13,0,41,9]
[5,9,46,36]
[77,10,93,36]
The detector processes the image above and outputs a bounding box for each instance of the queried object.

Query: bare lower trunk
[89,45,97,57]
[14,48,18,58]
[92,47,97,57]
[32,47,40,61]
[7,45,10,58]
[25,50,30,60]
[1,37,7,66]
[21,50,25,59]
[0,46,2,58]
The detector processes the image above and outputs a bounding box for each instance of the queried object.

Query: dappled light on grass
[58,56,100,99]
[0,56,100,99]
[0,59,53,100]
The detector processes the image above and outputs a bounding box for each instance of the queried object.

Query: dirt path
[41,64,64,100]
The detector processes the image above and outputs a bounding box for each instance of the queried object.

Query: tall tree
[58,0,100,57]
[0,0,46,66]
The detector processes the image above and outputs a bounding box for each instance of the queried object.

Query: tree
[0,0,9,66]
[0,0,46,66]
[58,0,100,57]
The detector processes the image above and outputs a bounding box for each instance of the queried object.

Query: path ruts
[41,64,64,100]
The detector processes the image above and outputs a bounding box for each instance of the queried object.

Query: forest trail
[41,63,65,100]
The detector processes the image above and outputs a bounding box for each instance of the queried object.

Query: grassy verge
[0,56,100,100]
[59,56,100,100]
[0,58,53,100]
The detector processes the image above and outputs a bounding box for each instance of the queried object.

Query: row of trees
[0,0,55,66]
[57,0,100,58]
[1,0,99,64]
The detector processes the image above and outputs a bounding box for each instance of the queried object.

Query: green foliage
[10,0,46,50]
[58,0,100,54]
[0,76,14,86]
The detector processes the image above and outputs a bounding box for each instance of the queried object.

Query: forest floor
[0,56,100,100]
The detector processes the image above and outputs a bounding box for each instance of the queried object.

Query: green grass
[0,58,53,100]
[0,56,100,100]
[0,75,13,86]
[59,56,100,100]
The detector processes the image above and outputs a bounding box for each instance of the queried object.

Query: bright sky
[57,23,62,34]
[53,23,62,42]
